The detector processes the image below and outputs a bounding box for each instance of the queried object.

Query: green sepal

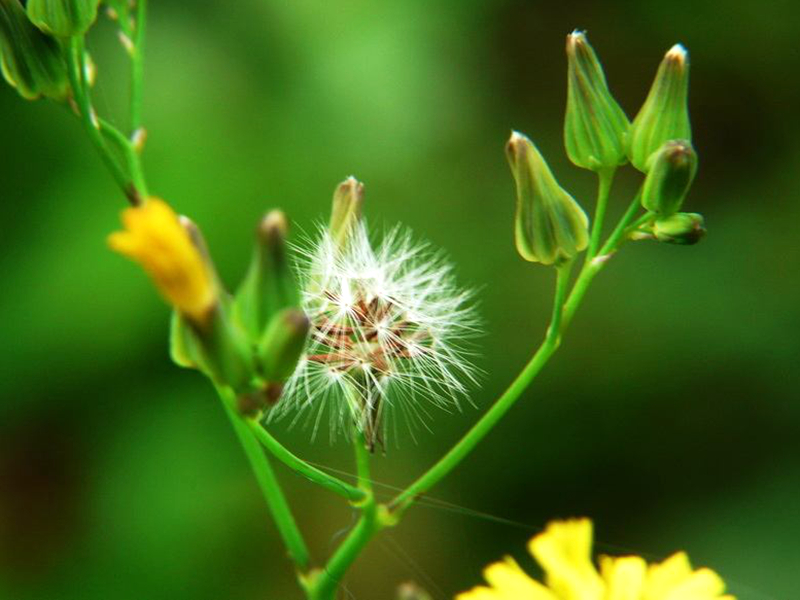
[257,308,310,384]
[640,139,698,216]
[169,310,205,370]
[564,31,630,171]
[234,210,299,342]
[629,44,691,172]
[26,0,100,37]
[506,131,589,266]
[0,0,69,101]
[652,212,706,245]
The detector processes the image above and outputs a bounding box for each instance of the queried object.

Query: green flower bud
[629,44,691,172]
[329,176,364,251]
[506,131,589,266]
[0,0,69,101]
[652,212,705,245]
[234,210,299,341]
[564,30,630,171]
[169,218,255,393]
[26,0,100,37]
[397,582,433,600]
[258,307,310,389]
[641,140,698,215]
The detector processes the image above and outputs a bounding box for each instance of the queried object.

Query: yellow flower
[109,198,216,325]
[456,518,735,600]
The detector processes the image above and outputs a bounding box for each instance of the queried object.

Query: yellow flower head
[457,518,735,600]
[109,198,216,325]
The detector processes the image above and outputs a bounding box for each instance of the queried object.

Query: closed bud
[166,219,255,393]
[629,44,691,171]
[652,212,705,245]
[564,30,630,170]
[641,140,698,215]
[0,0,69,101]
[234,210,299,341]
[257,308,310,390]
[397,582,433,600]
[506,131,589,265]
[27,0,100,37]
[329,176,364,251]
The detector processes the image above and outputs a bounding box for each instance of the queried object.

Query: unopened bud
[641,140,698,215]
[26,0,100,37]
[258,308,310,387]
[506,131,589,265]
[652,212,705,245]
[0,0,69,101]
[564,30,630,171]
[397,582,433,600]
[234,210,299,340]
[329,176,364,251]
[629,44,691,171]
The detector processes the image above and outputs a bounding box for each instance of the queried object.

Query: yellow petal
[108,198,215,324]
[483,558,557,600]
[600,555,647,600]
[528,518,605,600]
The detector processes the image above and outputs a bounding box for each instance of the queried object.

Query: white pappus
[272,220,481,449]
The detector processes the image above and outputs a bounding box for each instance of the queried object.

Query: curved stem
[217,386,311,571]
[67,37,140,204]
[130,0,147,132]
[308,433,383,600]
[246,419,366,502]
[390,260,574,514]
[586,168,615,260]
[98,117,149,197]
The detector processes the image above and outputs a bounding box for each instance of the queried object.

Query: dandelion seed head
[274,221,480,448]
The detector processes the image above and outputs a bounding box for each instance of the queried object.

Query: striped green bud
[641,140,698,215]
[629,44,691,172]
[235,210,299,341]
[564,30,630,171]
[258,308,309,389]
[506,131,589,266]
[0,0,69,100]
[652,212,705,245]
[27,0,100,37]
[329,176,364,251]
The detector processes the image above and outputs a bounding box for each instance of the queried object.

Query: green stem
[66,37,140,205]
[217,386,311,571]
[308,434,383,600]
[586,168,615,260]
[390,259,574,514]
[246,419,366,502]
[561,193,644,332]
[130,0,147,132]
[98,118,149,196]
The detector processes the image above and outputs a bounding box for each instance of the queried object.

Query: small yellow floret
[456,518,734,600]
[109,198,215,324]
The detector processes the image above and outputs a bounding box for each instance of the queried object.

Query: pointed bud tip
[566,29,587,50]
[666,44,688,64]
[258,210,289,240]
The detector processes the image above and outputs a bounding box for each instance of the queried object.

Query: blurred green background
[1,1,798,598]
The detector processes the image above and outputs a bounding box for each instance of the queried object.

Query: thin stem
[309,500,381,600]
[354,432,373,495]
[561,193,644,332]
[66,37,139,204]
[246,419,366,502]
[586,168,616,260]
[217,386,311,571]
[130,0,147,132]
[98,118,149,196]
[390,260,574,514]
[305,433,382,600]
